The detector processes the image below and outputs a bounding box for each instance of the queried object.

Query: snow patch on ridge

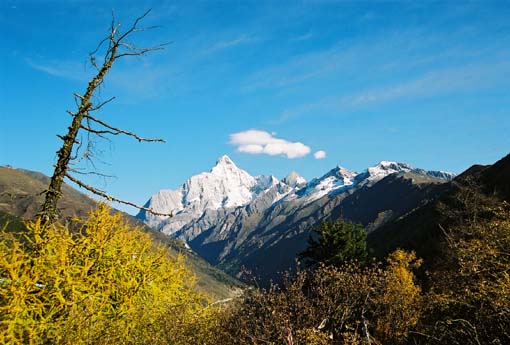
[299,166,358,201]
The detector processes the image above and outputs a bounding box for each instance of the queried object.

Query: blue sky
[1,0,509,214]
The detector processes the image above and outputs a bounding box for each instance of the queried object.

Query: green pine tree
[300,219,368,266]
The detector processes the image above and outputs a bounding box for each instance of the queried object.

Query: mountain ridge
[138,155,456,283]
[139,155,455,232]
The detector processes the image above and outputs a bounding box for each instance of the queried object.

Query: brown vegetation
[217,250,422,344]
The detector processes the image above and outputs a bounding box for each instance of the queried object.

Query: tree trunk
[40,49,117,225]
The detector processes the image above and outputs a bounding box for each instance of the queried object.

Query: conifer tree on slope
[300,219,368,266]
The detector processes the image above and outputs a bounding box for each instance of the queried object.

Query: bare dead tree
[40,10,171,225]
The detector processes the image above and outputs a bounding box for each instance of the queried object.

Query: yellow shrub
[376,249,422,341]
[0,204,215,344]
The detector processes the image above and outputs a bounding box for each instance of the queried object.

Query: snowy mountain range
[137,155,455,282]
[139,155,454,232]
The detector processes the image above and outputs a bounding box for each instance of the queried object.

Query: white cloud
[25,58,90,81]
[292,32,313,42]
[238,144,264,154]
[204,34,257,55]
[275,58,510,123]
[230,129,311,159]
[314,150,327,159]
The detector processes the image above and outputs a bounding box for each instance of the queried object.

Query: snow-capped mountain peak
[215,154,235,167]
[254,175,280,192]
[138,155,260,231]
[371,161,413,173]
[283,171,307,188]
[210,155,247,176]
[358,161,457,186]
[182,155,256,212]
[425,170,456,180]
[335,165,359,180]
[360,161,413,185]
[300,165,358,201]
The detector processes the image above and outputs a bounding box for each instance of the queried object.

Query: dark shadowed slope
[367,154,510,265]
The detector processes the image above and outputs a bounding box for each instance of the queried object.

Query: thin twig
[83,114,165,142]
[90,96,116,111]
[116,45,167,58]
[68,167,116,179]
[116,9,152,43]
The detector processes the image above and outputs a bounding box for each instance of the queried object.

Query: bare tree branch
[68,167,116,179]
[65,173,171,217]
[115,45,167,59]
[116,9,152,43]
[83,114,166,142]
[90,96,115,111]
[74,92,85,100]
[80,125,116,136]
[89,36,110,59]
[69,137,83,161]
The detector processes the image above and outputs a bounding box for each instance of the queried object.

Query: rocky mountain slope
[0,166,243,299]
[138,156,455,283]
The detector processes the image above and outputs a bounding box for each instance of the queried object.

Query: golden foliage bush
[376,250,422,342]
[0,204,217,344]
[4,194,506,344]
[218,251,423,344]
